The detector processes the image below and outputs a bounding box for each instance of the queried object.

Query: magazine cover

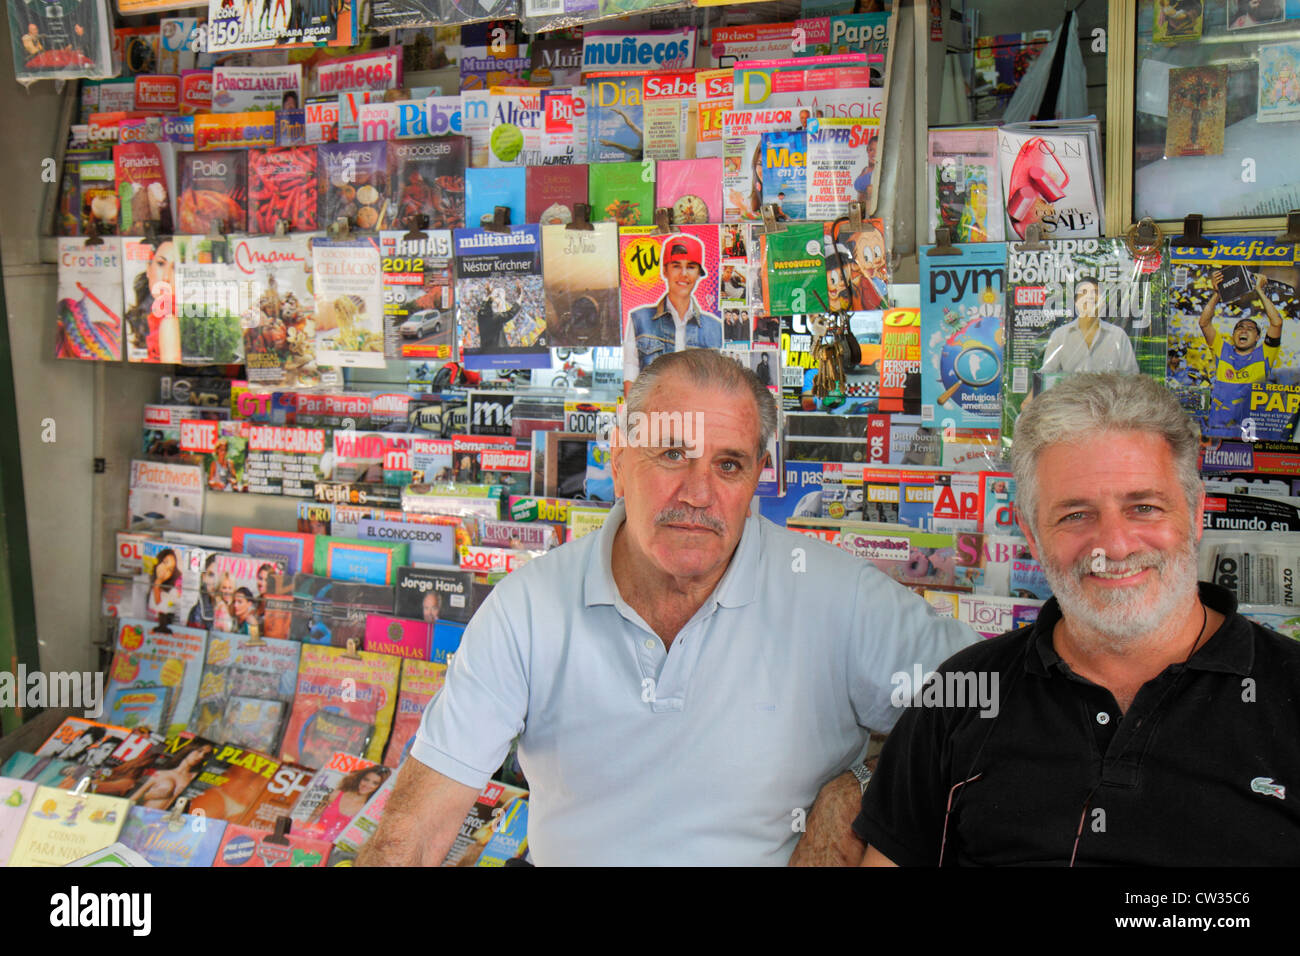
[394,566,474,623]
[443,780,529,866]
[383,659,446,767]
[1167,235,1300,442]
[210,550,288,636]
[824,13,891,84]
[1165,66,1227,157]
[720,222,754,347]
[118,805,228,867]
[927,126,1004,243]
[237,234,325,388]
[454,224,549,369]
[655,158,722,225]
[879,307,922,415]
[211,821,330,867]
[363,614,433,659]
[332,770,395,852]
[127,459,203,532]
[996,128,1100,241]
[732,54,881,121]
[587,75,645,163]
[356,515,456,566]
[806,117,879,220]
[7,0,112,83]
[210,65,303,112]
[78,156,117,236]
[106,617,208,738]
[379,229,457,361]
[314,536,409,584]
[180,743,280,822]
[388,137,468,230]
[1258,42,1300,124]
[290,751,390,843]
[312,236,386,368]
[538,86,584,165]
[318,141,389,232]
[193,631,302,753]
[6,787,128,867]
[484,88,545,168]
[761,130,808,221]
[0,778,37,866]
[288,573,395,649]
[206,0,333,52]
[475,794,528,866]
[827,216,890,310]
[140,539,207,625]
[1002,238,1166,451]
[122,236,180,364]
[236,760,312,831]
[541,221,621,347]
[526,165,589,224]
[173,234,245,365]
[465,165,527,227]
[56,237,124,361]
[177,149,247,234]
[248,147,317,234]
[619,225,722,382]
[919,242,1007,429]
[762,221,827,316]
[281,644,401,768]
[642,71,696,162]
[113,141,175,235]
[587,160,654,226]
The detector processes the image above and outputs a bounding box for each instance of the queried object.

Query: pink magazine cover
[655,158,723,225]
[363,613,433,660]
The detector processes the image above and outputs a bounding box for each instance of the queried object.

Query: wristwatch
[850,762,873,795]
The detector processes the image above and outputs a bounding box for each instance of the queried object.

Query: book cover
[126,460,204,535]
[587,75,645,163]
[1003,238,1166,452]
[655,158,723,225]
[526,165,589,225]
[762,130,808,221]
[105,617,208,738]
[212,822,330,867]
[173,234,244,365]
[113,141,174,234]
[7,786,130,867]
[919,243,1007,429]
[383,659,446,767]
[280,643,401,768]
[379,229,457,361]
[312,236,386,368]
[388,136,468,230]
[231,528,315,576]
[541,222,622,348]
[180,743,279,822]
[176,149,247,234]
[363,614,433,660]
[318,141,389,232]
[0,778,38,866]
[619,225,722,382]
[117,804,228,866]
[762,221,827,315]
[247,147,317,233]
[394,566,475,623]
[288,573,395,648]
[289,751,390,843]
[314,535,409,585]
[927,126,1003,244]
[465,165,527,227]
[454,224,550,370]
[588,160,654,226]
[55,237,124,362]
[236,761,313,831]
[1165,66,1227,157]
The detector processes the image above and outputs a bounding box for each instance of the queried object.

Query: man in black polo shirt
[856,372,1300,866]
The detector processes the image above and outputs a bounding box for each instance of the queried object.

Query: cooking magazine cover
[541,221,622,348]
[280,643,401,768]
[312,236,385,368]
[526,164,589,224]
[56,237,124,361]
[1002,238,1166,452]
[113,141,175,234]
[389,136,468,230]
[380,229,457,361]
[177,149,247,234]
[238,234,325,388]
[248,146,317,233]
[454,224,550,370]
[318,141,390,232]
[174,233,245,365]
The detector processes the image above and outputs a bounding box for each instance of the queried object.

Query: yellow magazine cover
[7,786,129,867]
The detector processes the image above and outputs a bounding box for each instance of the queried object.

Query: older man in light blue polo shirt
[358,348,976,866]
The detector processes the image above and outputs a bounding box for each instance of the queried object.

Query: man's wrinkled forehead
[640,375,759,448]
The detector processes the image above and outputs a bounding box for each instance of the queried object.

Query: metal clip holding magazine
[758,203,787,235]
[930,226,962,257]
[141,219,161,243]
[327,217,352,241]
[1014,222,1049,252]
[271,218,293,239]
[1173,213,1213,249]
[847,200,869,234]
[83,220,104,248]
[243,631,266,649]
[343,637,362,660]
[403,213,430,242]
[566,203,594,232]
[653,207,673,235]
[266,815,292,846]
[482,205,512,234]
[1277,209,1300,244]
[72,775,92,796]
[166,797,189,830]
[1124,217,1163,263]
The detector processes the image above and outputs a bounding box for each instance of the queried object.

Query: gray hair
[1010,373,1202,535]
[626,348,778,461]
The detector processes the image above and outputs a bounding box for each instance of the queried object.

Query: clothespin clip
[847,200,868,233]
[207,218,228,259]
[1014,222,1049,251]
[1124,216,1163,262]
[84,219,104,247]
[929,225,961,256]
[151,616,173,635]
[166,797,189,830]
[1277,209,1300,244]
[653,207,674,235]
[758,203,787,235]
[328,217,351,240]
[1173,213,1213,249]
[482,205,512,234]
[243,629,266,648]
[566,203,594,231]
[266,815,292,845]
[404,213,430,242]
[343,637,362,659]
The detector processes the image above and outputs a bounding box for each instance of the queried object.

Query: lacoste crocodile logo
[1251,777,1286,800]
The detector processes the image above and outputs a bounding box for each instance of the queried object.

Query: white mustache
[655,508,725,533]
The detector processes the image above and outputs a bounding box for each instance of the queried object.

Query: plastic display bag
[7,0,113,84]
[521,0,691,41]
[442,0,520,28]
[1002,9,1087,125]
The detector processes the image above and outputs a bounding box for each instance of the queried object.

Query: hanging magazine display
[56,237,124,361]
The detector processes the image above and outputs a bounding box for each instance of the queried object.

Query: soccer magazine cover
[1166,235,1300,442]
[1002,238,1166,452]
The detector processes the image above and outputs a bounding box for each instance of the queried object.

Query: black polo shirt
[854,582,1300,865]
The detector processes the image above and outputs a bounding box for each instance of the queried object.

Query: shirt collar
[656,296,700,325]
[584,498,761,609]
[1026,582,1255,677]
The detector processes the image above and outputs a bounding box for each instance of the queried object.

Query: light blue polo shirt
[411,499,977,865]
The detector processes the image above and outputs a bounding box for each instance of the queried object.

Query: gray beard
[1041,535,1201,653]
